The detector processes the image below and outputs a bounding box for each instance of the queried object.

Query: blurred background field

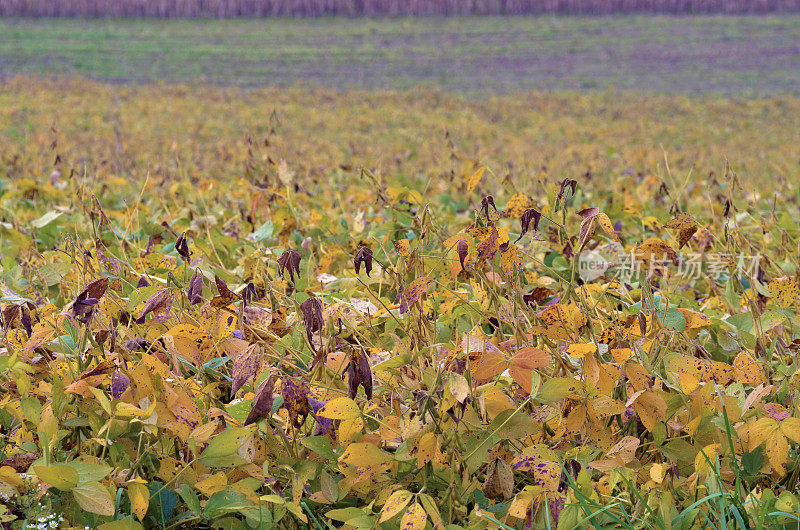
[1,15,799,193]
[1,79,799,198]
[1,16,799,93]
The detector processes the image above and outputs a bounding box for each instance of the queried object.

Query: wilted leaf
[231,343,263,398]
[483,457,513,500]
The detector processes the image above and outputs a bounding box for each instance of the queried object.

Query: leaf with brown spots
[483,457,513,501]
[768,277,799,308]
[135,288,174,324]
[243,374,277,426]
[399,276,433,314]
[231,343,263,398]
[663,211,698,249]
[211,275,239,308]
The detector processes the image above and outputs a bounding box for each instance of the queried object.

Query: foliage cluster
[1,80,800,528]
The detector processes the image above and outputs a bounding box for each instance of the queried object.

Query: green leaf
[300,436,337,461]
[177,484,202,516]
[320,470,338,503]
[200,427,250,467]
[72,481,116,516]
[326,507,366,522]
[742,447,764,475]
[98,519,144,530]
[250,220,274,242]
[30,210,63,229]
[656,308,686,332]
[537,377,583,403]
[33,464,79,491]
[66,460,113,485]
[489,409,538,440]
[204,489,250,519]
[37,261,72,287]
[20,396,42,425]
[224,400,253,424]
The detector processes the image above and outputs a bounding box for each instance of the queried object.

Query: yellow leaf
[768,277,798,308]
[678,308,711,329]
[588,395,625,422]
[663,212,698,249]
[505,192,535,218]
[393,239,411,257]
[466,166,486,193]
[318,397,360,420]
[417,432,438,468]
[595,213,620,243]
[195,471,227,497]
[339,442,391,468]
[338,416,364,446]
[33,464,78,491]
[115,401,156,419]
[650,463,667,484]
[684,416,701,437]
[779,418,800,444]
[678,371,700,394]
[399,502,427,530]
[72,481,115,516]
[532,460,561,491]
[189,421,218,444]
[635,238,677,270]
[699,361,734,385]
[733,353,767,386]
[610,348,631,363]
[379,489,413,523]
[766,433,789,475]
[695,444,718,476]
[633,391,667,431]
[166,324,215,366]
[509,492,534,518]
[565,343,596,359]
[607,436,639,464]
[500,244,523,281]
[749,417,779,448]
[127,481,150,521]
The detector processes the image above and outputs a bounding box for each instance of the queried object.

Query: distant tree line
[1,0,798,17]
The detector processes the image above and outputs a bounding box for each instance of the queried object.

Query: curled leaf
[175,232,191,262]
[282,377,311,429]
[243,374,277,426]
[354,246,374,277]
[515,208,542,243]
[399,276,433,314]
[277,249,302,283]
[344,347,373,400]
[557,178,577,204]
[135,288,174,324]
[70,278,109,325]
[300,297,324,350]
[480,195,497,220]
[456,239,469,272]
[111,370,130,399]
[187,269,204,305]
[211,275,238,307]
[663,211,699,249]
[231,343,263,398]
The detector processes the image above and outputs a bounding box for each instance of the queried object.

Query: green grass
[0,15,799,93]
